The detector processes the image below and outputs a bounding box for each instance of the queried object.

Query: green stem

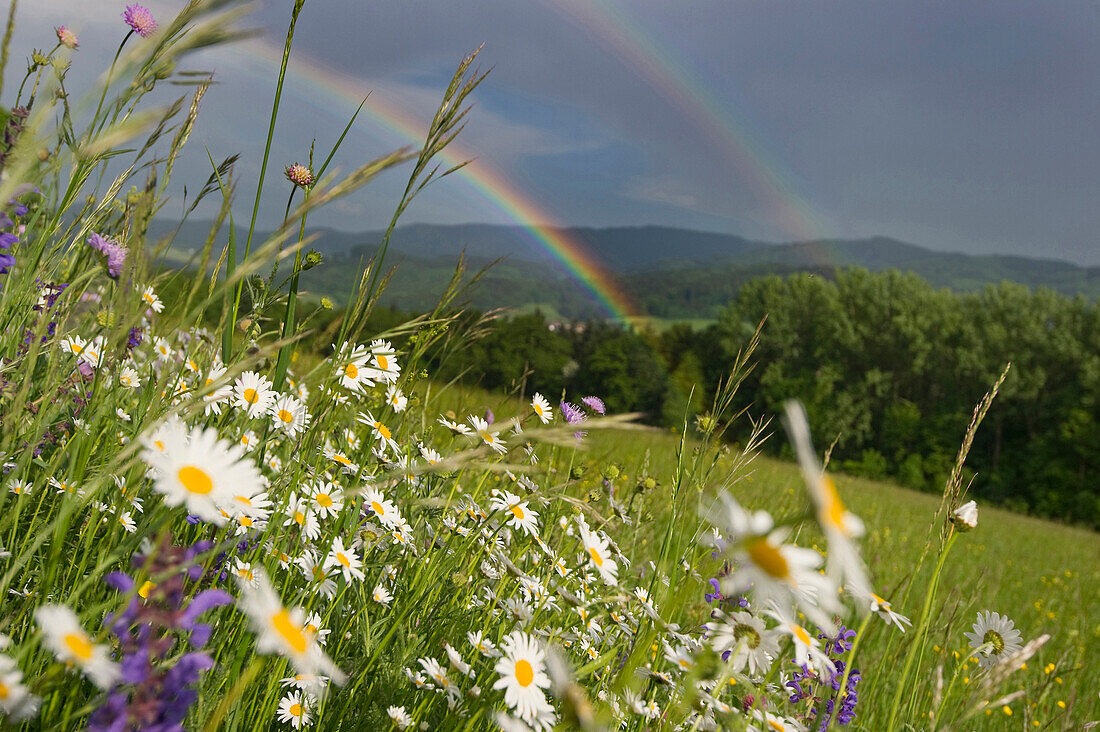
[886,530,958,729]
[826,611,872,732]
[91,32,132,131]
[229,0,304,360]
[0,0,18,100]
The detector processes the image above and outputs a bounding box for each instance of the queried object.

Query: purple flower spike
[122,4,157,37]
[560,401,586,425]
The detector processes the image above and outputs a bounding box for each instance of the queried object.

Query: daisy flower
[467,630,500,658]
[270,393,310,438]
[372,584,393,607]
[140,285,164,312]
[279,672,330,698]
[770,609,835,676]
[708,610,779,675]
[491,490,539,537]
[332,342,377,394]
[951,500,978,531]
[578,520,619,585]
[276,691,312,729]
[438,415,472,436]
[233,371,275,419]
[34,605,120,689]
[708,495,838,628]
[302,613,331,647]
[200,364,232,415]
[237,572,345,683]
[784,401,870,598]
[118,365,141,389]
[385,384,408,412]
[965,611,1023,668]
[750,710,806,732]
[470,415,507,454]
[325,537,364,584]
[296,551,337,600]
[493,631,555,726]
[387,705,413,729]
[867,592,912,631]
[370,339,400,382]
[0,654,38,720]
[233,559,258,587]
[141,422,262,526]
[308,481,344,520]
[363,488,401,529]
[358,411,398,451]
[284,493,321,540]
[530,393,552,424]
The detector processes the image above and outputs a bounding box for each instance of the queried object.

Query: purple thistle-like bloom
[581,395,606,415]
[87,232,129,278]
[560,401,586,424]
[784,624,861,729]
[122,4,158,37]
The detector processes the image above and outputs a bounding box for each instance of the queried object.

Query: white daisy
[708,610,780,675]
[276,691,312,729]
[324,537,364,584]
[333,341,378,394]
[0,654,38,720]
[469,416,507,454]
[284,493,321,540]
[363,487,401,529]
[491,490,539,537]
[34,605,120,689]
[530,393,552,424]
[270,393,310,438]
[237,572,345,683]
[140,286,164,313]
[965,610,1023,668]
[118,365,142,389]
[492,631,555,726]
[372,584,393,607]
[867,592,912,632]
[578,520,618,585]
[141,422,262,526]
[386,705,412,729]
[385,384,408,412]
[438,415,473,436]
[370,339,400,383]
[233,371,275,419]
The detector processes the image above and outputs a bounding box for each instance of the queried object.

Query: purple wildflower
[87,232,129,278]
[581,395,606,415]
[784,624,861,729]
[485,408,495,426]
[560,401,585,424]
[122,4,158,37]
[93,537,227,732]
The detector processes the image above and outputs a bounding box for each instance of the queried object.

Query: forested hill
[155,221,1100,318]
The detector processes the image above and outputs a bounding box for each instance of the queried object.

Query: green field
[435,381,1100,729]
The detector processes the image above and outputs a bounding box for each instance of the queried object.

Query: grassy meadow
[0,2,1096,731]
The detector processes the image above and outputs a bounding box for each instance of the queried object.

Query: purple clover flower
[87,232,129,278]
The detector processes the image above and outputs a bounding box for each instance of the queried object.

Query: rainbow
[233,2,832,319]
[240,39,642,321]
[548,0,833,247]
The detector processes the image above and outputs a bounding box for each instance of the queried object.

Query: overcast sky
[13,0,1100,264]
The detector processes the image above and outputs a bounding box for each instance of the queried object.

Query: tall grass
[0,3,1093,731]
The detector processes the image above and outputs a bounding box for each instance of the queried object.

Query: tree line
[412,268,1100,527]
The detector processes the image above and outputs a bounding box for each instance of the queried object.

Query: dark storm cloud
[12,0,1100,263]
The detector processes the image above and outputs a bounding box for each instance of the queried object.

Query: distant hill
[153,221,1100,319]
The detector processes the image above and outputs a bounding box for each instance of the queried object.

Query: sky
[12,0,1100,265]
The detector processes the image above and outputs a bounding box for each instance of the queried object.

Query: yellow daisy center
[294,511,305,525]
[822,477,848,533]
[177,465,214,495]
[316,493,333,508]
[344,363,358,379]
[270,609,307,654]
[278,409,294,424]
[289,703,303,717]
[138,580,155,599]
[332,454,351,466]
[511,505,525,520]
[336,552,350,567]
[376,354,389,369]
[792,624,812,645]
[374,422,391,440]
[371,500,385,516]
[589,547,604,567]
[746,537,790,580]
[0,680,9,699]
[64,632,94,661]
[515,659,534,687]
[243,388,259,404]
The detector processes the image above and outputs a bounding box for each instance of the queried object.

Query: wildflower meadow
[0,2,1096,730]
